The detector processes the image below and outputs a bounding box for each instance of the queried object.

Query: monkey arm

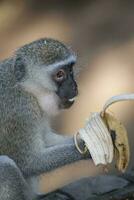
[22,137,91,177]
[43,130,86,148]
[37,133,106,194]
[34,134,101,195]
[0,156,34,200]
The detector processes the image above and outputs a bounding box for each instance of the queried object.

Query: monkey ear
[14,56,26,81]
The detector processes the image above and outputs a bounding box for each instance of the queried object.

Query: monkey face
[16,38,77,116]
[53,64,78,109]
[20,61,78,116]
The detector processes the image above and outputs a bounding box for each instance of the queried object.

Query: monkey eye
[54,69,66,82]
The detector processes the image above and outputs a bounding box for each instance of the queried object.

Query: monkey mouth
[59,97,76,109]
[68,97,76,102]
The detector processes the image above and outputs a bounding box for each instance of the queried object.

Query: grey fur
[0,38,89,200]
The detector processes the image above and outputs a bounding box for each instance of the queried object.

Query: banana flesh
[102,112,130,172]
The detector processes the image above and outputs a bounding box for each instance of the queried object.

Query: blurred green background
[1,0,134,193]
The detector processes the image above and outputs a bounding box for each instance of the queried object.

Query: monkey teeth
[68,98,76,102]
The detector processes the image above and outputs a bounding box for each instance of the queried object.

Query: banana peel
[102,112,130,172]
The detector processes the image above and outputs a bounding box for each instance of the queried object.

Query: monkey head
[14,38,78,116]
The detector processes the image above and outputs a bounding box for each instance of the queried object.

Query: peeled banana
[75,94,132,172]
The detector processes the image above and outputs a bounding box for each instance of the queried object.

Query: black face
[53,64,78,109]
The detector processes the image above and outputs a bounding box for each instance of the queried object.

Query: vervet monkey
[0,38,91,200]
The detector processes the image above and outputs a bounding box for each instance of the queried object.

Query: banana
[102,112,130,172]
[75,93,132,172]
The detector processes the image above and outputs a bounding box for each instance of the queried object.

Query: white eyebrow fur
[45,55,77,73]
